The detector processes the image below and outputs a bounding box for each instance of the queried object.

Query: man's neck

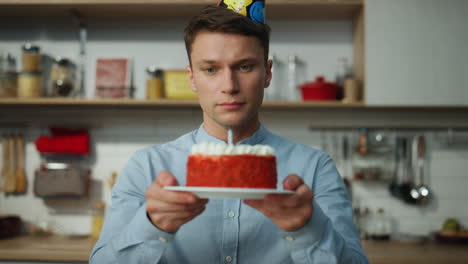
[202,118,260,144]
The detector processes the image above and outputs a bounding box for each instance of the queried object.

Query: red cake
[187,142,277,189]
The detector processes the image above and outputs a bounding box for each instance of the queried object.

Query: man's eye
[204,67,216,74]
[239,65,253,72]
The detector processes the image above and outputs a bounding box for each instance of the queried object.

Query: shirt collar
[193,123,268,145]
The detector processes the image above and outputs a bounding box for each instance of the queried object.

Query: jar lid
[22,43,41,53]
[146,65,162,77]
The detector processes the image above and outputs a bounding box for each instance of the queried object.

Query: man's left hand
[244,174,313,232]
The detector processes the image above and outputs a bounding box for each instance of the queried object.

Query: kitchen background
[1,0,468,262]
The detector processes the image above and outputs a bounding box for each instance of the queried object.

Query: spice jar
[146,66,163,99]
[50,57,75,97]
[0,72,18,97]
[91,201,106,239]
[22,43,41,72]
[18,72,42,97]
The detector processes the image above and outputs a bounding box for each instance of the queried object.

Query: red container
[298,76,338,101]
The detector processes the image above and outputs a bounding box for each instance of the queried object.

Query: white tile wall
[1,120,468,238]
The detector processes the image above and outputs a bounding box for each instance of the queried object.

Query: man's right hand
[145,170,208,232]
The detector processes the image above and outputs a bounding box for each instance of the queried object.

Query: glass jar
[0,52,17,73]
[0,72,18,97]
[18,72,42,97]
[146,66,163,99]
[50,57,75,97]
[370,208,392,241]
[22,43,41,72]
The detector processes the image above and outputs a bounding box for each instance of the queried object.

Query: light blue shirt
[90,124,368,264]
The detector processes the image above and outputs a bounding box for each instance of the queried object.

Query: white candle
[228,129,233,145]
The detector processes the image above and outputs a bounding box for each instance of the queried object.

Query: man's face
[188,31,272,130]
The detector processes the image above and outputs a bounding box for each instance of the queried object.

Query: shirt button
[227,211,235,217]
[225,256,233,263]
[285,235,295,241]
[158,236,168,243]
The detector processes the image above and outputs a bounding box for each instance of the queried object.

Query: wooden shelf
[0,0,363,19]
[2,98,468,111]
[1,98,467,129]
[0,97,365,109]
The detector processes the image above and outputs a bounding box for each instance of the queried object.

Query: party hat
[217,0,265,24]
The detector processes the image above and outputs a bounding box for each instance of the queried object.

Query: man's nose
[221,69,239,94]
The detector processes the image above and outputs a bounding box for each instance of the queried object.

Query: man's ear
[264,59,273,88]
[187,65,198,92]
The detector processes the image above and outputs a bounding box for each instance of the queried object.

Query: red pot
[298,76,338,101]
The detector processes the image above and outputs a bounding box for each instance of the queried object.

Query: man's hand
[243,174,313,232]
[146,170,208,233]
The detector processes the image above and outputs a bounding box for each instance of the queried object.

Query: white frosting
[191,142,274,156]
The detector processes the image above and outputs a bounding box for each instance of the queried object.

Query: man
[90,6,368,264]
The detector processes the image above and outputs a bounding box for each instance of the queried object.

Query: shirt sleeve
[279,154,369,264]
[89,152,175,264]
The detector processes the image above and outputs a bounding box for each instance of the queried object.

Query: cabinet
[365,0,468,106]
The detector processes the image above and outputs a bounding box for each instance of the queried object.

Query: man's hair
[184,6,271,65]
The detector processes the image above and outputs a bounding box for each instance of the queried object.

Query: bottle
[91,201,106,239]
[335,57,353,100]
[146,66,163,99]
[287,55,301,101]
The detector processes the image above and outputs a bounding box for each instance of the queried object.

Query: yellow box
[164,70,197,99]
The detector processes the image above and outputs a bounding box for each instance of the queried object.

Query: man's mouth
[218,101,245,110]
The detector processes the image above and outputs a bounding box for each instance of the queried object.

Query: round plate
[164,186,294,200]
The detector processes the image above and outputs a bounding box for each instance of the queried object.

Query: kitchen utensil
[342,135,351,193]
[34,167,90,198]
[298,76,339,101]
[1,135,9,191]
[398,137,415,203]
[410,135,431,205]
[15,135,27,193]
[389,136,404,198]
[4,135,16,193]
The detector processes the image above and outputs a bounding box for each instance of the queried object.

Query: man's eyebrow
[235,58,259,64]
[198,60,218,65]
[197,58,259,65]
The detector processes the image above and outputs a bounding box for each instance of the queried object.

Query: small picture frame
[95,58,132,98]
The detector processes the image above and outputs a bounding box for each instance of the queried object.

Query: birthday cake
[186,142,277,189]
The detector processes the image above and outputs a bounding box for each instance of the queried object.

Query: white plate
[164,186,294,199]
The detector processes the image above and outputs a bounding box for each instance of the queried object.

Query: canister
[18,72,42,97]
[146,66,163,99]
[22,43,41,72]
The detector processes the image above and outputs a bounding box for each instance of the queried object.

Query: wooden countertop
[0,235,95,262]
[0,236,467,263]
[363,240,468,264]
